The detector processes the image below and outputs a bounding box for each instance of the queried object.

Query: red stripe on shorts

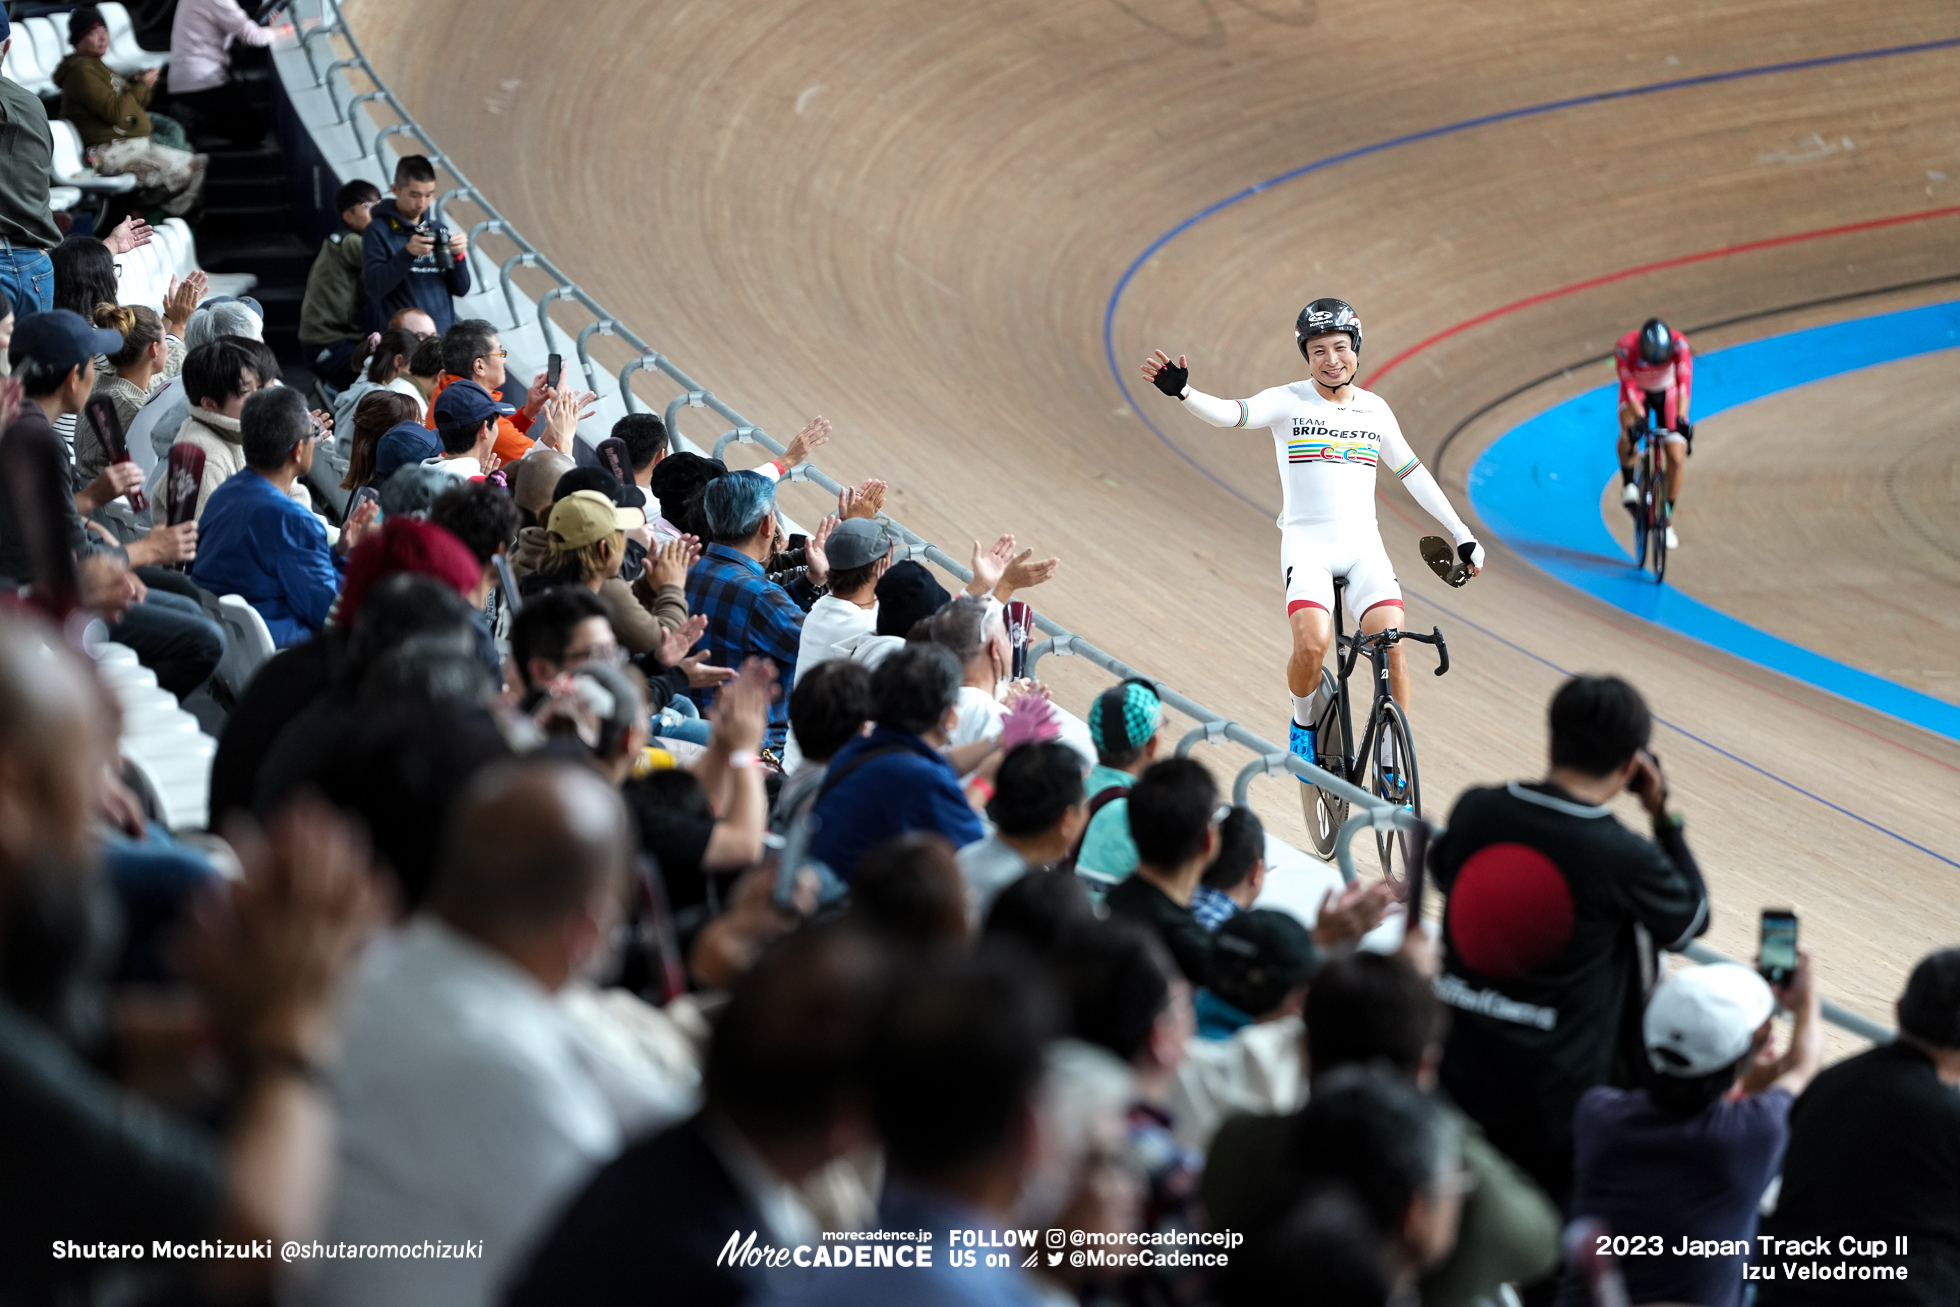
[1287,600,1328,616]
[1362,598,1406,617]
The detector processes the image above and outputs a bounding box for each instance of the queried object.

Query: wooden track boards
[347,0,1960,1034]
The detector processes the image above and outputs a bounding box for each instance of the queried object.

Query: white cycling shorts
[1281,523,1402,619]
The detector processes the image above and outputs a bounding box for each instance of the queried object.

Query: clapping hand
[161,271,207,334]
[965,534,1016,596]
[102,214,153,255]
[780,416,831,470]
[708,657,778,752]
[1312,879,1398,947]
[996,546,1060,599]
[654,613,709,671]
[838,478,887,520]
[804,514,840,587]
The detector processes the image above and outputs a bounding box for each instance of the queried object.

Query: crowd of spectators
[2,12,1957,1307]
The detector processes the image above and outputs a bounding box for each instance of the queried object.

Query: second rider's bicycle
[1299,576,1450,886]
[1629,404,1675,584]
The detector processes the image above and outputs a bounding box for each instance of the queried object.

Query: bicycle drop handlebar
[1351,625,1451,676]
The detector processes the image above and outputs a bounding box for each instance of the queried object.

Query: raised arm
[1139,350,1281,429]
[1381,416,1485,571]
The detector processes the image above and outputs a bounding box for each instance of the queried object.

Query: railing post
[496,252,539,332]
[574,320,616,392]
[1175,720,1234,757]
[533,285,576,352]
[616,353,670,426]
[1232,753,1292,808]
[323,59,366,119]
[345,91,388,156]
[664,390,707,445]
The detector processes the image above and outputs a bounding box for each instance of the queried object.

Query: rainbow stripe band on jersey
[1391,455,1420,478]
[1286,439,1380,466]
[1233,399,1250,428]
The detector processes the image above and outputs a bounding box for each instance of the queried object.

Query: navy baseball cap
[9,310,123,374]
[0,12,11,42]
[375,420,441,480]
[433,379,516,430]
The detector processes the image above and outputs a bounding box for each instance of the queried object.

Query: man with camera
[362,154,472,335]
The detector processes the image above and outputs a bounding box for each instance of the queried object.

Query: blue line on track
[1100,34,1960,505]
[1096,35,1960,869]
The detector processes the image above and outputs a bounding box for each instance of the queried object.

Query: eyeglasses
[565,643,627,668]
[477,349,508,361]
[113,262,124,275]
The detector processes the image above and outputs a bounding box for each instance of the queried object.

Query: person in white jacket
[1141,297,1484,769]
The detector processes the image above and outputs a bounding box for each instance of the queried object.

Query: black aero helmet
[1296,298,1362,361]
[1638,318,1676,366]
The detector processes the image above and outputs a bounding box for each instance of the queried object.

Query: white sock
[1292,690,1319,729]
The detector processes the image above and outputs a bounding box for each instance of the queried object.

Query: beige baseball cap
[547,490,644,549]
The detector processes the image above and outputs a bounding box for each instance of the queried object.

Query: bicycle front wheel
[1651,478,1669,584]
[1631,449,1652,571]
[1370,700,1422,887]
[1302,668,1350,861]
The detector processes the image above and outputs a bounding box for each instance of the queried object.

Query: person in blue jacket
[808,642,986,879]
[361,154,471,334]
[193,387,374,646]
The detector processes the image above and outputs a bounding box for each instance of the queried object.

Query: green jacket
[1204,1102,1562,1307]
[1076,763,1140,882]
[52,54,151,148]
[298,227,369,345]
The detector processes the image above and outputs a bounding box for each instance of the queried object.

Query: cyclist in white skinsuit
[1141,298,1484,770]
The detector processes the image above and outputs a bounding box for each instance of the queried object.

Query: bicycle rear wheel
[1370,700,1422,887]
[1301,667,1350,861]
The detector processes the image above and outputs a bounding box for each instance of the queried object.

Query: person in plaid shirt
[685,470,837,749]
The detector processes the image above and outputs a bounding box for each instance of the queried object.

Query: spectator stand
[94,640,214,831]
[278,0,1892,1047]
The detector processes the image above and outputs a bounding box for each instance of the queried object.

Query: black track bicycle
[1299,577,1450,886]
[1629,402,1677,583]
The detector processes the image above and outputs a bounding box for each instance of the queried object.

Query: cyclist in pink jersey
[1615,318,1694,548]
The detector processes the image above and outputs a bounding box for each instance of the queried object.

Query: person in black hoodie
[362,154,470,334]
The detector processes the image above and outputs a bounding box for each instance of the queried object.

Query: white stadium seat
[214,594,278,697]
[48,118,138,194]
[5,18,54,94]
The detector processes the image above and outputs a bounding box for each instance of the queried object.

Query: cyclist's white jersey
[1179,381,1475,546]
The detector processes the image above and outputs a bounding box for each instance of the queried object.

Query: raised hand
[1141,349,1189,398]
[338,498,380,554]
[780,416,831,469]
[102,214,153,255]
[162,270,207,334]
[709,657,777,752]
[681,650,738,689]
[966,534,1016,596]
[996,546,1060,599]
[838,477,888,520]
[648,537,694,589]
[804,513,840,587]
[185,796,378,1063]
[655,612,708,670]
[1312,879,1398,948]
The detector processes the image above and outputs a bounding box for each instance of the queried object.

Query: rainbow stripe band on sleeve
[1234,400,1249,428]
[1391,455,1420,478]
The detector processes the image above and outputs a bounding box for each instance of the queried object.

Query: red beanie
[336,517,482,629]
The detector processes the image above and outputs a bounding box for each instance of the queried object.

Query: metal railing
[289,0,1398,829]
[284,0,1892,1045]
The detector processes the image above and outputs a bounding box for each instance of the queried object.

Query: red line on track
[1368,204,1960,385]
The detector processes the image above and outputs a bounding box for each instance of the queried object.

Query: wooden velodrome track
[343,0,1960,1038]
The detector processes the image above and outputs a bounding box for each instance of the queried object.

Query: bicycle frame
[1320,581,1448,783]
